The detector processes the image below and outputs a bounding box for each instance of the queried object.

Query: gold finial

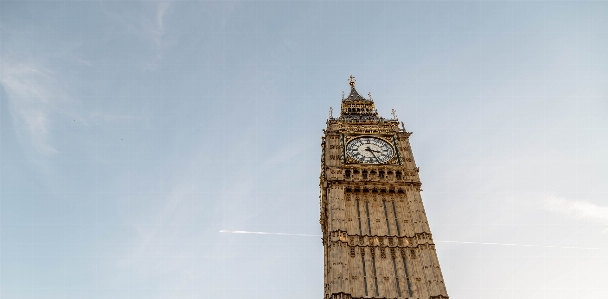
[401,121,405,130]
[329,107,333,118]
[342,91,345,99]
[391,109,398,119]
[349,75,356,87]
[368,92,372,100]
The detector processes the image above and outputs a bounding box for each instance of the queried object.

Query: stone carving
[320,78,449,299]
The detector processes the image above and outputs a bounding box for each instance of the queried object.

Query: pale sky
[1,1,607,299]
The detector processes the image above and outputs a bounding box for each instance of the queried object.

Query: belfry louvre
[319,77,448,299]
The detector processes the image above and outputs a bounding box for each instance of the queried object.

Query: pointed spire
[339,76,381,121]
[344,75,367,102]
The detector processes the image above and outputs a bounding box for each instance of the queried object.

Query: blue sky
[1,1,608,299]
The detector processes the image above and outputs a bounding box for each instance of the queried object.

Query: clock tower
[320,77,448,299]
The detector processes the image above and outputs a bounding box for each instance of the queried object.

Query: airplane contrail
[219,230,321,237]
[219,230,605,250]
[436,240,603,250]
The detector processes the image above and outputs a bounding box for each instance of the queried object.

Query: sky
[1,1,608,299]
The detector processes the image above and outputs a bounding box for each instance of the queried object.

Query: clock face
[345,137,395,164]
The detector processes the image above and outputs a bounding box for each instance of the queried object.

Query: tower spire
[343,76,366,102]
[340,76,380,120]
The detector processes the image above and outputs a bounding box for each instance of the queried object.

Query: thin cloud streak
[143,1,171,70]
[544,196,608,225]
[1,63,60,155]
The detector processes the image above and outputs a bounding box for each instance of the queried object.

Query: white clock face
[345,137,395,164]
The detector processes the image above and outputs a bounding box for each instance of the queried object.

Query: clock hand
[365,147,381,163]
[365,147,381,153]
[365,147,377,153]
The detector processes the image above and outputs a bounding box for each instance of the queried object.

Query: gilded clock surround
[343,135,399,165]
[319,77,448,299]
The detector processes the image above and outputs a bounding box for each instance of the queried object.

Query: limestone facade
[319,78,448,299]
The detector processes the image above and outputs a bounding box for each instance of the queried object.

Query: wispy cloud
[1,63,62,155]
[156,2,171,34]
[544,196,608,225]
[143,1,171,70]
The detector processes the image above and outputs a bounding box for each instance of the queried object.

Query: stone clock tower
[319,77,448,299]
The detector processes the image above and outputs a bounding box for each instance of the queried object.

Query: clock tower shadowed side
[319,77,449,299]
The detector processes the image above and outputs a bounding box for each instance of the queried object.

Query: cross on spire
[349,75,356,87]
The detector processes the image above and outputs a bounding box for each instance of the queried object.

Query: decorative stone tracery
[320,78,448,299]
